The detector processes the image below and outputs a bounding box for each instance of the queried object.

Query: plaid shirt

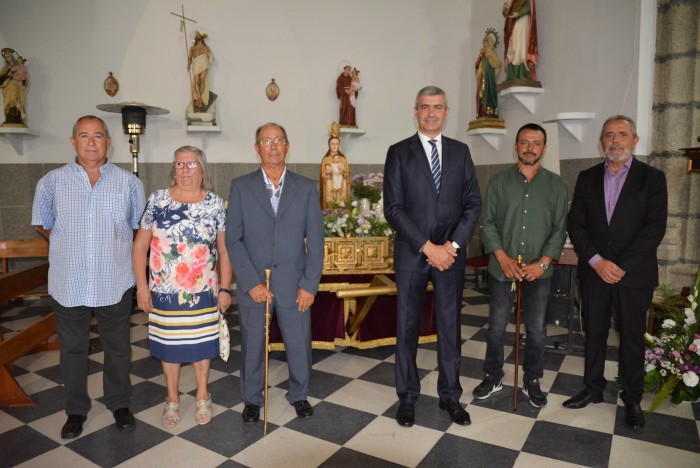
[31,160,146,307]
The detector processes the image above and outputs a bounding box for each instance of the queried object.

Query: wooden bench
[0,237,58,407]
[0,238,50,307]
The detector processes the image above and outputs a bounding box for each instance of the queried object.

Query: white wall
[468,0,653,165]
[0,0,650,166]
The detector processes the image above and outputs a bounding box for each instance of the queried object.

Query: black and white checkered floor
[1,285,699,467]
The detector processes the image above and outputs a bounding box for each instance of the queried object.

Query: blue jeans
[483,274,551,383]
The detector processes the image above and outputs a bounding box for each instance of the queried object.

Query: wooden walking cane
[263,268,271,435]
[513,255,523,411]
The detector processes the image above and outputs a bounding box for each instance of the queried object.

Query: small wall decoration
[266,78,279,101]
[103,72,119,97]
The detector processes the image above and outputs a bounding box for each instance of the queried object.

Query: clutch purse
[219,314,230,362]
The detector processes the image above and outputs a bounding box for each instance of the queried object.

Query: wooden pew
[0,238,50,306]
[0,238,58,406]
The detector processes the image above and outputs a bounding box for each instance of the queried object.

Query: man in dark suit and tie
[226,122,325,423]
[384,86,482,427]
[564,115,667,430]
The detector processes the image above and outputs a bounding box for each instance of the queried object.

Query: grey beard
[605,149,632,162]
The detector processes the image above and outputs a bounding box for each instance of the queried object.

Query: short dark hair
[414,86,448,109]
[515,123,547,145]
[600,114,637,139]
[72,115,110,139]
[255,122,288,145]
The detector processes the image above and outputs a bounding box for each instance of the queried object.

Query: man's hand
[424,241,457,271]
[494,250,524,280]
[296,288,315,312]
[248,284,273,304]
[521,262,545,282]
[593,258,626,284]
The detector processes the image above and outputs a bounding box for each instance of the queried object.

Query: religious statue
[1,48,29,127]
[468,29,505,130]
[499,0,541,90]
[336,64,359,127]
[320,126,351,210]
[186,31,217,125]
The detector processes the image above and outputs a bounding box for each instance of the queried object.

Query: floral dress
[139,189,226,363]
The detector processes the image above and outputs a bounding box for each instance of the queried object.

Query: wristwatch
[451,241,460,254]
[539,261,549,271]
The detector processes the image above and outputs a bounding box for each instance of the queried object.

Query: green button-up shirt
[481,165,568,282]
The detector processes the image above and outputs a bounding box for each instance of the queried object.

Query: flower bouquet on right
[643,266,700,411]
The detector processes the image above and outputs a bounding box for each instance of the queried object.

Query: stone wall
[651,0,700,289]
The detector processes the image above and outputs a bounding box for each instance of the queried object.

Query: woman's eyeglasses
[173,161,200,169]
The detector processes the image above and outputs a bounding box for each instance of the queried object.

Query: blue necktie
[429,139,441,193]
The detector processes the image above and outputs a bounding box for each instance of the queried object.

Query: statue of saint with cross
[171,6,217,126]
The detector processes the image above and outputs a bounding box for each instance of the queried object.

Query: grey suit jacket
[225,168,325,308]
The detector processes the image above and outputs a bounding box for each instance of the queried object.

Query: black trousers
[51,289,133,415]
[580,279,652,404]
[395,268,465,404]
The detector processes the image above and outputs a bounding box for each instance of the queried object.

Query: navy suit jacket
[225,168,325,308]
[567,157,667,288]
[383,133,482,271]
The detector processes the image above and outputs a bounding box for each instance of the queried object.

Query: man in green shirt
[472,123,567,407]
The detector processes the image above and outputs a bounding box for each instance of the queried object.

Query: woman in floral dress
[132,146,232,428]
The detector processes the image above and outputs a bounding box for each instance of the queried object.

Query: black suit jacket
[383,133,482,271]
[567,157,667,288]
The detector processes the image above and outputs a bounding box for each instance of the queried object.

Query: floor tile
[114,436,229,468]
[284,401,376,445]
[345,415,443,467]
[0,425,60,466]
[447,404,536,451]
[318,447,405,467]
[419,432,519,467]
[311,352,381,379]
[64,419,171,467]
[537,393,617,434]
[17,445,100,468]
[306,369,354,400]
[608,433,700,467]
[233,426,339,467]
[513,451,588,467]
[521,420,612,467]
[613,405,700,452]
[325,379,396,415]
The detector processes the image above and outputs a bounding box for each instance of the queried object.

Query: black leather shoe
[242,404,260,423]
[292,400,313,418]
[562,389,603,409]
[61,414,87,439]
[113,408,135,432]
[624,402,645,430]
[439,400,471,426]
[396,402,415,427]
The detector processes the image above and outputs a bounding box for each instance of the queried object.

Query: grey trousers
[239,302,312,406]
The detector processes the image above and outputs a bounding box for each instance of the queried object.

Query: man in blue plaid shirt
[31,115,146,439]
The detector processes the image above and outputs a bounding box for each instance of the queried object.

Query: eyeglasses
[173,161,200,169]
[258,137,287,146]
